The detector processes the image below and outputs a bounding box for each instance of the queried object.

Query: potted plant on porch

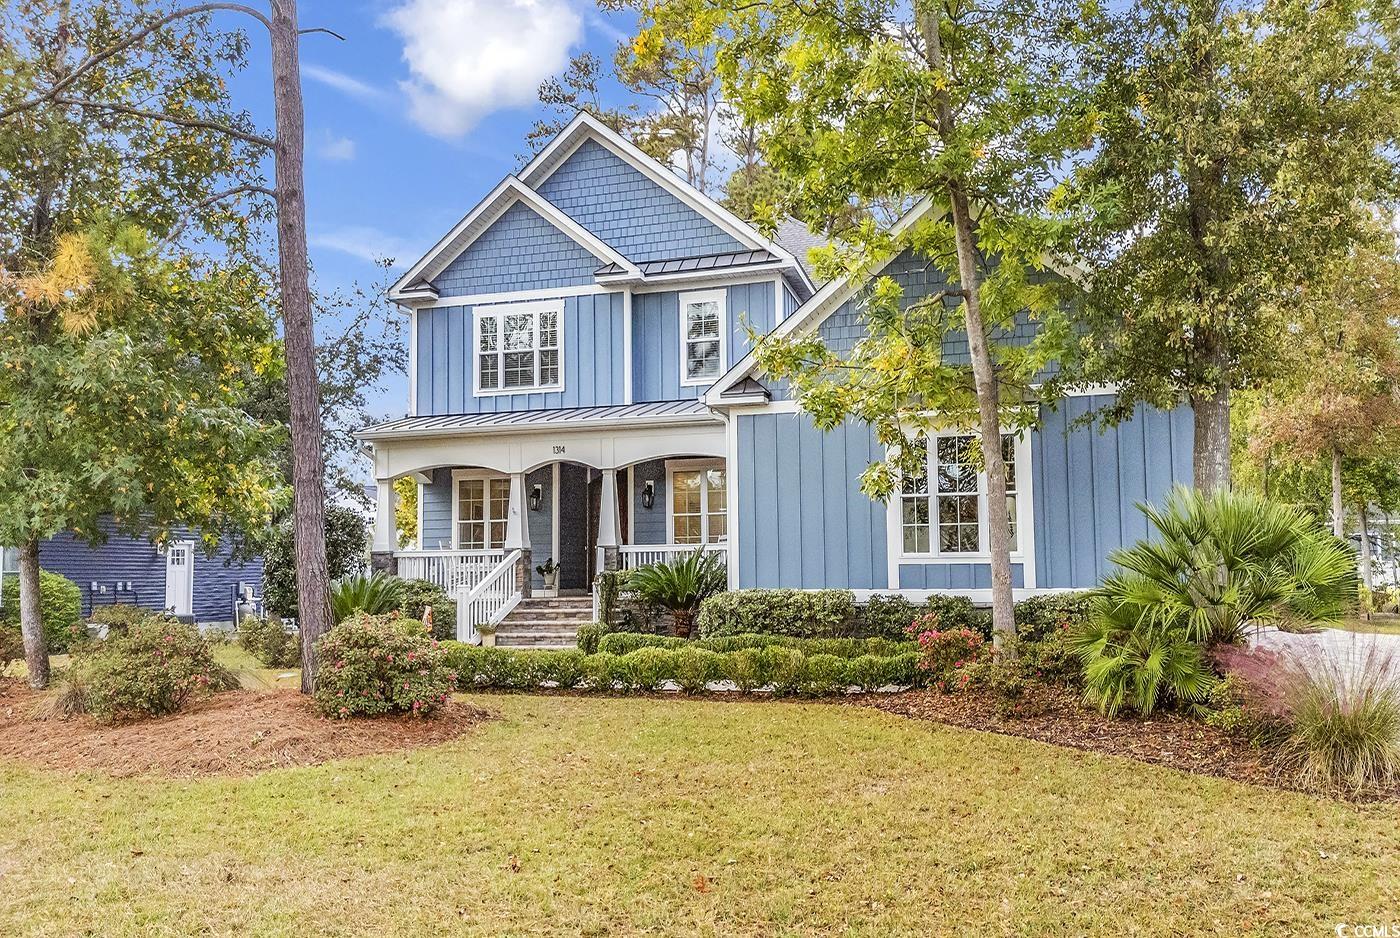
[535,558,560,598]
[476,621,498,647]
[628,549,727,639]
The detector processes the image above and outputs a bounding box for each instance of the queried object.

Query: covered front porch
[358,403,730,640]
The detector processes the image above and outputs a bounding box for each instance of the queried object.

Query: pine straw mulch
[0,680,492,779]
[849,685,1400,801]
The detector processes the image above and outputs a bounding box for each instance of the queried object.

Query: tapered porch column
[504,471,532,598]
[596,469,621,573]
[371,477,397,573]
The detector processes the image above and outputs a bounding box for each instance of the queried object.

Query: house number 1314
[552,445,566,454]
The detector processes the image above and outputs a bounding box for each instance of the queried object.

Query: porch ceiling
[355,400,718,442]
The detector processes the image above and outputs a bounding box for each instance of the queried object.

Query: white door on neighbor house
[165,541,194,617]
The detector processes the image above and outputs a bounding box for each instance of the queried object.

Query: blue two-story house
[357,113,1193,641]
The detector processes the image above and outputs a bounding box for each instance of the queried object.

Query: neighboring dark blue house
[6,520,264,625]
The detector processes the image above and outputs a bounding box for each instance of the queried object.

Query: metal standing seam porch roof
[594,249,779,278]
[355,400,719,441]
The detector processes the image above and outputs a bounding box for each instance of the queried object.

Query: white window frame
[897,432,1030,561]
[450,469,511,550]
[664,458,728,545]
[472,298,565,396]
[678,288,727,387]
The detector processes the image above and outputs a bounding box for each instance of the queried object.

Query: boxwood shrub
[1012,592,1094,642]
[597,632,684,656]
[696,589,857,638]
[0,569,83,653]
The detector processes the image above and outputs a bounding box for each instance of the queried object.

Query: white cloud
[302,63,392,104]
[317,132,357,161]
[309,226,418,267]
[380,0,584,138]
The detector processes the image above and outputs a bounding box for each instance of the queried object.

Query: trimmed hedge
[1012,592,1094,642]
[441,640,922,697]
[696,589,857,638]
[0,569,83,653]
[596,631,916,659]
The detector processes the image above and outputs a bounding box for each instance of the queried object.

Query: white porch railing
[456,549,522,643]
[396,549,505,592]
[617,542,727,570]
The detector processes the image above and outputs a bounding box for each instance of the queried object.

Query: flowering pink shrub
[313,613,457,719]
[76,617,232,722]
[906,613,987,692]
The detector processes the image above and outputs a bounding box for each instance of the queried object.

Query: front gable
[431,201,605,296]
[533,138,746,263]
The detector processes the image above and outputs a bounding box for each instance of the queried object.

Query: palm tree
[627,549,727,638]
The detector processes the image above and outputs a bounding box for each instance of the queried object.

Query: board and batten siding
[414,292,625,415]
[632,280,777,402]
[419,470,454,549]
[430,201,603,296]
[534,138,744,262]
[734,396,1194,591]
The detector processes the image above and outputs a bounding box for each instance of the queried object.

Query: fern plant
[627,549,727,638]
[331,573,405,624]
[1073,486,1357,716]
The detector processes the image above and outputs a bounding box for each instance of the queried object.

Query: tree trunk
[1359,504,1373,590]
[1190,378,1231,494]
[1331,447,1345,539]
[916,2,1015,655]
[18,539,49,690]
[269,0,332,694]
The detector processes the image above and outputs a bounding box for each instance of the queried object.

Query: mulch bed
[0,680,491,779]
[850,685,1341,796]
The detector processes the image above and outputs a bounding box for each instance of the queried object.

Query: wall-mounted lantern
[641,480,656,510]
[528,483,544,512]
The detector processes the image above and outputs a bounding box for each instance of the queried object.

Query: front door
[165,541,194,617]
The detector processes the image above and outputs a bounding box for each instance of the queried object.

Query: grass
[1334,616,1400,636]
[1,694,1398,936]
[211,641,301,690]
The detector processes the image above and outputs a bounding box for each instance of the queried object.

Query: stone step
[514,600,593,610]
[503,610,591,624]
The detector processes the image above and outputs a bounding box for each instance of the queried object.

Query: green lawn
[1334,616,1400,636]
[1,693,1397,936]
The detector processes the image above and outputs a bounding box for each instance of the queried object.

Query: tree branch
[51,96,275,149]
[161,184,277,246]
[0,2,272,123]
[299,27,346,40]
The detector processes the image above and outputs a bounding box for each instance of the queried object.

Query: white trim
[389,175,640,300]
[551,461,561,568]
[703,197,937,407]
[410,284,612,309]
[678,288,728,388]
[472,298,565,397]
[163,540,195,617]
[774,277,784,324]
[885,431,1036,590]
[358,409,722,443]
[620,261,791,289]
[724,412,740,587]
[408,310,419,416]
[622,289,634,405]
[664,457,727,546]
[449,469,510,550]
[518,113,813,292]
[849,587,1079,603]
[415,480,425,551]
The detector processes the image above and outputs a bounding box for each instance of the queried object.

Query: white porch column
[597,469,621,572]
[504,471,530,550]
[372,477,396,552]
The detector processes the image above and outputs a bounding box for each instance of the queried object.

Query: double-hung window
[454,474,510,549]
[679,289,726,386]
[900,434,1022,556]
[668,461,727,544]
[474,299,563,395]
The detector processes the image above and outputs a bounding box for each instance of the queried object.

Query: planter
[479,631,497,647]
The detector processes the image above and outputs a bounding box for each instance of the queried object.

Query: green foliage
[236,615,301,668]
[263,506,367,619]
[798,654,849,697]
[582,651,619,690]
[575,622,607,655]
[846,653,920,693]
[0,569,82,652]
[908,614,988,692]
[87,603,149,635]
[594,569,629,627]
[614,647,676,692]
[724,647,767,693]
[860,594,919,640]
[70,617,232,722]
[696,589,856,639]
[312,614,455,719]
[674,647,724,694]
[1013,593,1095,643]
[627,550,727,636]
[396,579,456,640]
[330,572,404,625]
[1073,616,1214,717]
[0,621,23,673]
[765,646,808,697]
[597,632,685,656]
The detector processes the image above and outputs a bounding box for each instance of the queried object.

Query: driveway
[1251,626,1400,685]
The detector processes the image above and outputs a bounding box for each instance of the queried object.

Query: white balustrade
[456,549,522,643]
[617,543,727,572]
[395,549,505,592]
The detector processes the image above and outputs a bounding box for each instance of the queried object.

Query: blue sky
[220,0,639,423]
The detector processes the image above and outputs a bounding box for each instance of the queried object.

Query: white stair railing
[455,549,521,644]
[396,549,505,592]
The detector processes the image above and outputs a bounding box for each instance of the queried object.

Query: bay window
[474,299,562,394]
[900,434,1022,556]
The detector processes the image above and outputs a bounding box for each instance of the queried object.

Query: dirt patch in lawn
[0,680,491,779]
[853,686,1394,799]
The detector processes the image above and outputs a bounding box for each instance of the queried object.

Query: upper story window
[474,299,563,395]
[679,289,726,386]
[901,434,1022,556]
